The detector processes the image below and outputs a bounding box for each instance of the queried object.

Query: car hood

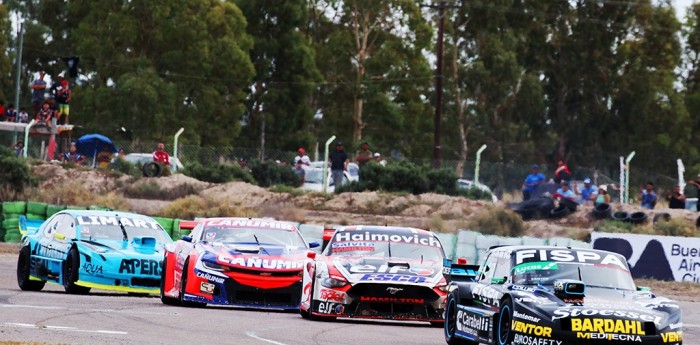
[510,284,681,328]
[329,256,442,286]
[199,242,308,271]
[78,239,165,257]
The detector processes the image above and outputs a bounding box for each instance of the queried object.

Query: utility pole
[433,0,446,168]
[13,15,24,144]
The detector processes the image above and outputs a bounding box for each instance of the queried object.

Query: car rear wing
[321,226,339,251]
[443,258,480,282]
[176,220,198,238]
[19,215,45,235]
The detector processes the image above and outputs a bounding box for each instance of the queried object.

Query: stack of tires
[3,201,26,243]
[26,202,48,221]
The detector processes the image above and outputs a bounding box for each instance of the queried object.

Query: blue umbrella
[75,134,117,165]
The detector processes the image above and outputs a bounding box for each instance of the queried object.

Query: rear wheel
[63,247,91,294]
[160,256,180,306]
[179,259,206,308]
[444,293,478,345]
[496,297,514,345]
[17,246,45,291]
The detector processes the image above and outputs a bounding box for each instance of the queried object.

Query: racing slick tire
[63,247,91,294]
[495,297,514,345]
[17,246,45,291]
[179,259,206,308]
[160,257,180,306]
[444,292,478,345]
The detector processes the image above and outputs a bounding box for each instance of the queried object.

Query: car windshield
[81,225,171,243]
[512,261,636,290]
[202,226,307,248]
[328,230,444,261]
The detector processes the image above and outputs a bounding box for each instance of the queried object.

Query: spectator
[5,104,16,122]
[118,148,126,158]
[13,141,23,157]
[522,164,545,201]
[153,142,170,166]
[554,160,571,184]
[374,152,387,166]
[666,185,686,209]
[594,185,611,205]
[96,145,114,168]
[355,142,373,166]
[31,71,47,115]
[687,174,700,199]
[329,141,349,187]
[573,177,597,205]
[0,101,5,121]
[293,148,310,166]
[36,102,53,126]
[18,107,29,123]
[56,79,71,124]
[293,160,306,186]
[554,181,576,201]
[639,181,657,209]
[62,144,85,164]
[50,75,64,100]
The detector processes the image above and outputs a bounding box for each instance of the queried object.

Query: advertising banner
[591,231,700,283]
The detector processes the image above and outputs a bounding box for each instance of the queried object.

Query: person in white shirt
[293,147,310,166]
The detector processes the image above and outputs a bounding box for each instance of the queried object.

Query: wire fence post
[322,135,336,194]
[474,144,487,186]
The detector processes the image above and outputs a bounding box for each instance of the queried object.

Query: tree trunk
[452,36,468,177]
[555,86,568,160]
[350,3,371,143]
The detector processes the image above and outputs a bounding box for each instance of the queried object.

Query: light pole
[13,15,25,144]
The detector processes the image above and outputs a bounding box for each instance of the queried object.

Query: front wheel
[496,297,514,345]
[160,256,180,306]
[17,246,45,291]
[63,247,91,294]
[179,259,206,308]
[444,293,478,345]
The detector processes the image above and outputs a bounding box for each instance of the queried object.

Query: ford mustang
[443,246,682,345]
[17,210,172,294]
[300,225,448,325]
[160,217,319,309]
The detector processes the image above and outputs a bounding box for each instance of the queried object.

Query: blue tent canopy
[75,134,117,157]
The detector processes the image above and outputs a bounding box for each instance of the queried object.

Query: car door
[174,222,202,286]
[33,214,74,282]
[472,251,507,308]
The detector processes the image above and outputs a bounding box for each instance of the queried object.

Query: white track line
[1,303,175,315]
[2,323,127,335]
[245,331,289,345]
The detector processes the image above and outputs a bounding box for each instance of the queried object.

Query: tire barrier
[559,198,578,212]
[549,204,570,219]
[26,202,48,215]
[628,212,648,224]
[46,204,66,217]
[653,213,671,223]
[142,162,163,177]
[2,201,26,215]
[593,203,612,219]
[508,197,555,220]
[612,211,629,222]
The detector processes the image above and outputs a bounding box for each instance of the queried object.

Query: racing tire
[593,203,611,219]
[549,204,570,219]
[179,259,206,308]
[559,198,578,212]
[611,211,629,222]
[17,246,45,291]
[160,256,180,306]
[653,213,671,223]
[495,297,514,345]
[142,162,163,178]
[63,247,91,295]
[628,211,648,224]
[444,292,478,345]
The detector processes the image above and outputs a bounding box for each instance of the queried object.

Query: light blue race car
[16,210,173,294]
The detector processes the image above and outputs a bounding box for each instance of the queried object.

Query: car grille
[225,280,302,307]
[131,277,159,288]
[224,266,301,277]
[345,283,441,319]
[347,283,439,302]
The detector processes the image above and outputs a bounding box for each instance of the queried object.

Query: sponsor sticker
[196,272,225,284]
[317,301,344,314]
[81,263,103,275]
[333,230,442,248]
[456,309,490,337]
[360,296,424,304]
[331,241,375,252]
[218,256,304,270]
[661,331,683,343]
[513,334,562,345]
[513,311,540,323]
[571,318,645,335]
[359,274,427,283]
[576,333,641,342]
[119,259,160,275]
[77,216,160,230]
[511,321,552,337]
[200,282,215,294]
[204,219,294,230]
[552,308,662,324]
[514,249,627,270]
[319,288,345,302]
[513,262,558,275]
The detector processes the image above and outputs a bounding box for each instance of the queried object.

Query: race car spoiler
[19,215,44,235]
[321,226,338,251]
[443,258,480,282]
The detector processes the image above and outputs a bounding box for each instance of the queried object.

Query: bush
[358,162,384,190]
[455,187,494,201]
[468,207,526,237]
[426,168,458,195]
[0,147,35,200]
[379,161,428,194]
[159,195,257,219]
[653,218,697,237]
[269,184,306,197]
[335,181,368,194]
[109,157,137,176]
[250,161,300,187]
[183,162,255,184]
[593,220,654,235]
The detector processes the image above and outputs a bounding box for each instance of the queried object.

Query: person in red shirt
[152,142,170,166]
[554,160,571,184]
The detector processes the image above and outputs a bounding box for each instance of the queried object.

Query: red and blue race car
[160,217,319,309]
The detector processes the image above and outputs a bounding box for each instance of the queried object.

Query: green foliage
[653,218,698,237]
[594,220,652,235]
[454,187,494,202]
[0,147,34,200]
[468,207,526,237]
[109,158,137,176]
[334,181,368,194]
[249,161,300,187]
[269,184,306,197]
[122,181,196,201]
[426,168,458,195]
[183,162,255,184]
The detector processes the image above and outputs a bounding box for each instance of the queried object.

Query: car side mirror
[491,277,506,285]
[457,257,468,265]
[308,242,320,249]
[182,235,192,243]
[307,251,317,259]
[54,233,65,241]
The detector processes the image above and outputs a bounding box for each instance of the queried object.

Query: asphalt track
[1,252,699,345]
